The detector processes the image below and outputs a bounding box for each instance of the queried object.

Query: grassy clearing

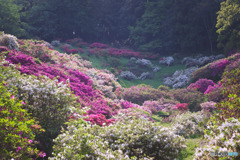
[55,46,185,88]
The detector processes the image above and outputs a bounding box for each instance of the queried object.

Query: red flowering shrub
[85,114,115,126]
[173,103,188,111]
[170,88,205,111]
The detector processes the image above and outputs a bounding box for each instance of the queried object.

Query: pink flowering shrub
[120,100,137,109]
[89,42,109,49]
[85,114,115,126]
[187,78,215,93]
[200,101,216,112]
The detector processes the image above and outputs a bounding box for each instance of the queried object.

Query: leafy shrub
[170,88,205,111]
[122,84,171,105]
[0,33,19,50]
[172,103,188,111]
[187,78,215,93]
[51,115,185,160]
[194,118,240,160]
[170,111,208,138]
[0,76,44,159]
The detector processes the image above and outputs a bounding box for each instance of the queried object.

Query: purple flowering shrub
[187,78,215,93]
[204,81,224,102]
[122,85,171,105]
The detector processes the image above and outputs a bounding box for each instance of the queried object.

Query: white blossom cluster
[0,32,19,50]
[193,118,240,160]
[51,115,186,160]
[170,111,209,138]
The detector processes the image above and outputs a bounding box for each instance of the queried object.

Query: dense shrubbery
[51,114,185,160]
[187,78,215,93]
[170,88,205,111]
[194,118,240,160]
[170,111,209,138]
[122,85,171,105]
[0,74,44,159]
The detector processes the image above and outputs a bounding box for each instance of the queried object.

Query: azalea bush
[170,88,205,111]
[170,111,209,138]
[0,75,44,159]
[51,115,185,160]
[187,78,215,93]
[122,84,171,105]
[0,62,77,156]
[194,118,240,160]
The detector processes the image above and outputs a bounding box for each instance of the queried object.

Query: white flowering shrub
[194,118,240,160]
[0,32,19,50]
[51,115,185,160]
[170,111,209,138]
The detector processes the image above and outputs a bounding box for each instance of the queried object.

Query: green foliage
[51,114,186,160]
[0,74,43,159]
[0,0,26,37]
[129,0,219,54]
[216,0,240,53]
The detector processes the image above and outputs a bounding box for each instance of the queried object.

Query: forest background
[1,0,239,56]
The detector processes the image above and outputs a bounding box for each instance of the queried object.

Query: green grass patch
[55,46,185,89]
[178,138,204,160]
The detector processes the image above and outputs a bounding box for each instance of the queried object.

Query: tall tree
[0,0,26,37]
[216,0,240,53]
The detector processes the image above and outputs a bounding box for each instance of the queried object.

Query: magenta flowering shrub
[120,100,137,109]
[209,59,230,76]
[204,81,224,102]
[85,114,115,126]
[187,78,215,93]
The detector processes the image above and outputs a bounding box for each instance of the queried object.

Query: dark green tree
[0,0,26,37]
[216,0,240,53]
